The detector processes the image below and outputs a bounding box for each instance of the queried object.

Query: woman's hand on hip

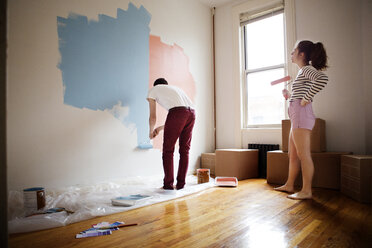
[301,99,309,106]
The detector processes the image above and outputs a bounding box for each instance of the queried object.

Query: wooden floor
[9,179,372,248]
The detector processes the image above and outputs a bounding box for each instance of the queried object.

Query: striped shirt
[289,65,328,102]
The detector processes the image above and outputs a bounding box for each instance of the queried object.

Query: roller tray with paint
[111,194,152,207]
[215,177,238,187]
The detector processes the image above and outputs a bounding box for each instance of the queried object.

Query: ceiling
[197,0,239,8]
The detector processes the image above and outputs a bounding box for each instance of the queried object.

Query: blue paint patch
[57,3,151,146]
[137,142,153,149]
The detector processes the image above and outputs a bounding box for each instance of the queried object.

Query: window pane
[246,13,284,70]
[247,68,285,125]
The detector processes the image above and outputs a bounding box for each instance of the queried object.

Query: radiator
[248,144,280,178]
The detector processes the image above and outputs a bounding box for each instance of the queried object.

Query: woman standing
[275,40,329,200]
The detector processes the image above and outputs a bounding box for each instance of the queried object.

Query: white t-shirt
[147,85,194,111]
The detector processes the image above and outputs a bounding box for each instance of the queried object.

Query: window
[241,7,286,127]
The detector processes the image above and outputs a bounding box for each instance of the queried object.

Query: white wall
[295,0,368,154]
[215,4,237,149]
[215,0,371,154]
[7,0,214,190]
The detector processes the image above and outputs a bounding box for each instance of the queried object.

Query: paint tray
[215,177,238,187]
[111,194,152,207]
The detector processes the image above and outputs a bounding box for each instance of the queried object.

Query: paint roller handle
[152,125,164,138]
[98,223,138,230]
[270,75,291,86]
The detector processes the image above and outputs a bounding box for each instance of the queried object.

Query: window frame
[231,0,296,148]
[241,10,287,128]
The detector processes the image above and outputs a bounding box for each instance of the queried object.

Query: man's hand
[152,129,159,138]
[150,126,164,139]
[149,126,164,139]
[149,131,154,139]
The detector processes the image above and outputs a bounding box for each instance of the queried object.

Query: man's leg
[176,110,195,190]
[162,110,188,189]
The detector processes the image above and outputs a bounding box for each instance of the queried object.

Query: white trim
[231,0,296,148]
[284,0,297,119]
[232,3,243,148]
[240,4,284,25]
[246,64,285,74]
[242,127,282,148]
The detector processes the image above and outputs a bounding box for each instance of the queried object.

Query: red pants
[162,107,195,190]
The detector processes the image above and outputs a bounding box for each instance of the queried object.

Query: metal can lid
[23,187,44,191]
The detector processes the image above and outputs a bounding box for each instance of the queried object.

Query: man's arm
[148,98,157,139]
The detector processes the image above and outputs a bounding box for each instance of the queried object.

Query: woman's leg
[288,128,313,200]
[274,130,300,193]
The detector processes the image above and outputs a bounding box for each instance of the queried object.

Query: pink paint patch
[149,35,196,150]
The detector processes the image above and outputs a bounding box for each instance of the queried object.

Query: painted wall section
[57,3,151,147]
[149,35,196,149]
[7,0,213,190]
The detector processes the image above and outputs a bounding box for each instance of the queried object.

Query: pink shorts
[288,99,316,130]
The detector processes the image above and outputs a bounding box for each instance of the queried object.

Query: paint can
[23,187,46,214]
[197,169,210,184]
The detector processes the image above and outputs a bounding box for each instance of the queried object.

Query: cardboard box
[267,150,352,189]
[282,118,326,152]
[215,149,258,180]
[341,155,372,203]
[201,153,216,175]
[266,150,301,186]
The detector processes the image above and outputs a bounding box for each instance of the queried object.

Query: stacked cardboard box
[267,119,353,190]
[341,155,372,203]
[215,149,258,180]
[282,118,326,152]
[267,150,351,189]
[201,153,216,176]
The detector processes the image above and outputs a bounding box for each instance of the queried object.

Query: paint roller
[271,75,291,100]
[215,177,238,187]
[270,75,291,86]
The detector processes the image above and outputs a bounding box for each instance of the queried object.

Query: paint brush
[98,223,138,230]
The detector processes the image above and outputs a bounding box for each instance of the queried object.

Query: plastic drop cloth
[8,175,214,234]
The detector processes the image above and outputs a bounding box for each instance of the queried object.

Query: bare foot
[274,185,295,193]
[287,192,312,200]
